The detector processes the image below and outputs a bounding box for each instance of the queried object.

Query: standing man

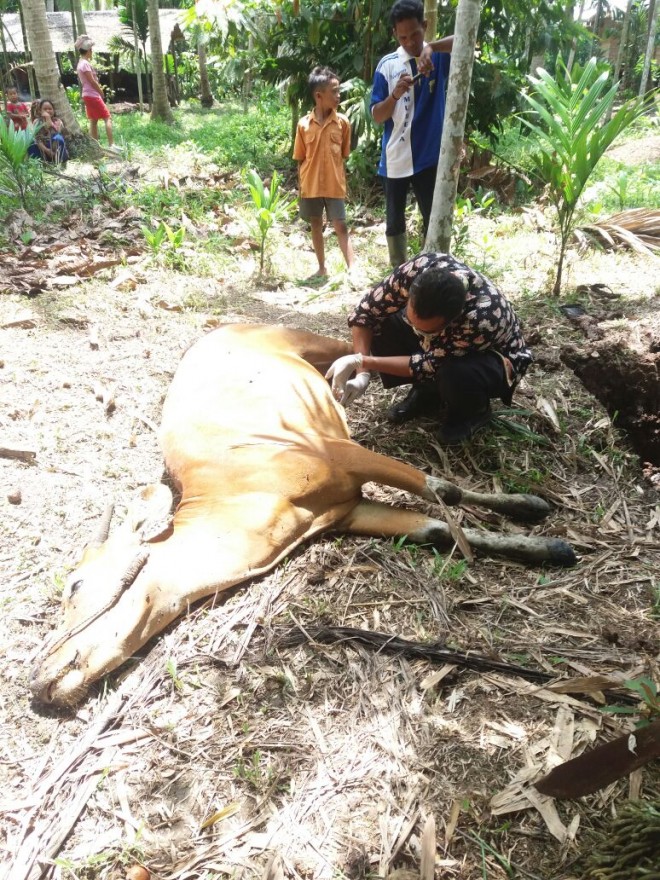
[325,253,533,446]
[372,0,453,267]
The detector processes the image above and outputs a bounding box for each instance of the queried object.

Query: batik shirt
[371,45,450,178]
[348,253,533,384]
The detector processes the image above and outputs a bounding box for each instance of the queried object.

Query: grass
[486,113,660,217]
[109,96,292,175]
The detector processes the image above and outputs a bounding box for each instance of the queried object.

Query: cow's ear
[126,483,174,541]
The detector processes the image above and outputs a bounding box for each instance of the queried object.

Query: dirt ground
[1,144,660,880]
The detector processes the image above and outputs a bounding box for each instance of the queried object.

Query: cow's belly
[169,442,362,519]
[172,486,358,575]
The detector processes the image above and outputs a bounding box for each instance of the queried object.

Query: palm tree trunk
[172,40,180,105]
[131,0,144,110]
[614,0,634,84]
[1,13,11,107]
[20,0,83,137]
[17,2,38,98]
[198,39,213,108]
[604,0,634,122]
[242,32,254,109]
[567,0,586,73]
[141,40,152,105]
[425,0,481,254]
[71,0,86,44]
[639,0,659,96]
[146,0,173,123]
[424,0,438,41]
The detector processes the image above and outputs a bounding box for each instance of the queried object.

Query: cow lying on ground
[30,324,575,706]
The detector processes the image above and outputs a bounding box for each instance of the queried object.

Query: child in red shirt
[5,85,30,131]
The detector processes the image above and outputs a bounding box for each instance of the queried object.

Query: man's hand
[418,45,434,75]
[325,354,370,407]
[392,73,413,101]
[342,371,371,406]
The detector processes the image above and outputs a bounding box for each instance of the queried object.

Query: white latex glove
[325,353,370,406]
[342,370,371,406]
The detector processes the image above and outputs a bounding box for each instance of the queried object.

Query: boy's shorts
[83,95,111,121]
[299,197,346,222]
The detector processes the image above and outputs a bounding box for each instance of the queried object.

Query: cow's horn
[90,503,115,547]
[119,550,150,592]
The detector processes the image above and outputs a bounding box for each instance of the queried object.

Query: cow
[30,324,575,707]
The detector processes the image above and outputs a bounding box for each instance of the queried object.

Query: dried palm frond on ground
[581,799,660,879]
[577,208,660,254]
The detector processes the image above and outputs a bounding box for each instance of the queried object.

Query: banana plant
[520,57,654,296]
[244,167,296,273]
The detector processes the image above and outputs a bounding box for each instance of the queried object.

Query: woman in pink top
[75,35,119,151]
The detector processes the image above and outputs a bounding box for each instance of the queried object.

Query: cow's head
[30,484,174,707]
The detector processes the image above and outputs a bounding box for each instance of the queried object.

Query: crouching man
[326,253,532,445]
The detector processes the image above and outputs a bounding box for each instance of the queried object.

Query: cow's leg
[336,499,576,567]
[330,439,552,521]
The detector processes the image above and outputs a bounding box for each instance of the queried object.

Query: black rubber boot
[386,233,407,268]
[436,405,493,445]
[387,386,441,424]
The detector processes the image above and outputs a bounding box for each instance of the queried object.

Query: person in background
[293,66,355,280]
[325,253,533,446]
[28,99,68,164]
[371,0,453,267]
[5,84,30,132]
[75,35,120,152]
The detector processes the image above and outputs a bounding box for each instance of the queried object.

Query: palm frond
[578,208,660,253]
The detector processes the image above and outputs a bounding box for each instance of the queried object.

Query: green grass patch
[110,97,291,174]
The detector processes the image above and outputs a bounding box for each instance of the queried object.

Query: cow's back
[160,324,356,509]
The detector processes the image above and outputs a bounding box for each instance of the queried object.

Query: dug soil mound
[561,304,660,465]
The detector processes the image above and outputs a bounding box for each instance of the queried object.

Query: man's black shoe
[387,386,441,424]
[436,406,492,445]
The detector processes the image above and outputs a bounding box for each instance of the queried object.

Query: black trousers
[384,165,437,237]
[371,310,511,421]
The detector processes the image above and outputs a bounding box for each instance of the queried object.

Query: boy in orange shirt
[293,67,355,279]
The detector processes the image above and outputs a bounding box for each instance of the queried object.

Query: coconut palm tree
[146,0,173,122]
[118,0,151,104]
[197,37,214,107]
[19,0,83,138]
[71,0,86,43]
[639,0,659,95]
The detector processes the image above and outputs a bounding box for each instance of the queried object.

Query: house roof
[1,9,185,55]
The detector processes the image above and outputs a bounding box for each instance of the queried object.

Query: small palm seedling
[244,167,296,274]
[520,57,654,296]
[0,119,42,210]
[142,221,186,266]
[142,221,167,256]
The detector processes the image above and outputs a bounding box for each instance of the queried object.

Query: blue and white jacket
[371,44,450,179]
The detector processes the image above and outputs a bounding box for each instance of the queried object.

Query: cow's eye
[68,579,83,596]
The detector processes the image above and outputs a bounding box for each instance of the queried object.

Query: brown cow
[30,324,575,706]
